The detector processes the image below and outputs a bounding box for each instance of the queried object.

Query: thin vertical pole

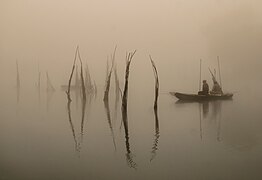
[199,59,202,91]
[217,56,222,89]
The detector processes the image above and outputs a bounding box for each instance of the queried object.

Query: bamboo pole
[217,56,222,90]
[121,50,137,169]
[149,55,159,110]
[77,47,86,101]
[103,46,117,102]
[66,46,78,102]
[85,64,92,92]
[199,59,202,91]
[149,55,160,161]
[122,50,136,110]
[114,64,120,99]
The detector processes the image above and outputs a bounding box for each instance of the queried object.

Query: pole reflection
[199,100,223,141]
[67,100,80,152]
[104,100,117,151]
[150,108,160,161]
[66,94,93,154]
[121,106,137,169]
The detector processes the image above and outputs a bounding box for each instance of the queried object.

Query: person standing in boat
[210,79,223,95]
[198,80,209,95]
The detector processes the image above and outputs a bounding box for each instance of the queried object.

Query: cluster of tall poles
[15,46,161,167]
[65,46,160,168]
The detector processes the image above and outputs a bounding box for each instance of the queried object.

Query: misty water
[1,58,262,180]
[2,0,262,179]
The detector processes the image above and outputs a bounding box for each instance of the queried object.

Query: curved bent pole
[121,50,137,169]
[104,100,117,151]
[149,55,160,161]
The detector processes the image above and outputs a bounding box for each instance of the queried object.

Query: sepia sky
[1,0,262,92]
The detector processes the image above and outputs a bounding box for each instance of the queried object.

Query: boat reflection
[202,101,209,118]
[175,100,225,141]
[176,99,259,151]
[199,100,222,141]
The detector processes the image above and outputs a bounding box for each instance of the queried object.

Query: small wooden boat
[171,57,234,102]
[170,92,233,101]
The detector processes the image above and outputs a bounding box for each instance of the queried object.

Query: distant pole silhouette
[199,59,202,91]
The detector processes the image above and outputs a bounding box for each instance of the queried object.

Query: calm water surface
[1,83,262,180]
[2,0,262,179]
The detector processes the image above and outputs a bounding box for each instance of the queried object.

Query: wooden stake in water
[121,50,137,169]
[149,55,159,110]
[77,47,86,101]
[66,46,78,102]
[103,46,117,102]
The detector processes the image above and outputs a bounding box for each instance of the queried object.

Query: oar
[208,68,216,81]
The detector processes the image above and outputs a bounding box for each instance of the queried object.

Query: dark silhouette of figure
[198,80,209,95]
[210,80,223,95]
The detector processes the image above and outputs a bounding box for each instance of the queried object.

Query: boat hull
[170,92,233,101]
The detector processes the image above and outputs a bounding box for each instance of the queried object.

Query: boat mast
[217,56,222,90]
[199,59,202,91]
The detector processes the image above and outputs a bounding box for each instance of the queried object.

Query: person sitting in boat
[210,80,223,95]
[198,80,209,95]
